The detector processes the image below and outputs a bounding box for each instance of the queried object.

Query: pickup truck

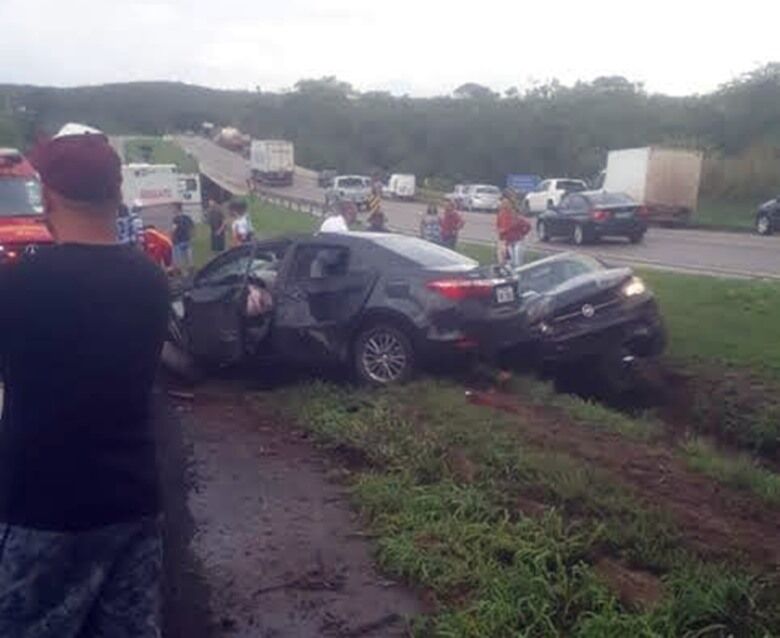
[325,175,372,210]
[524,178,588,214]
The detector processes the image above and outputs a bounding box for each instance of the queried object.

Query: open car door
[273,241,376,362]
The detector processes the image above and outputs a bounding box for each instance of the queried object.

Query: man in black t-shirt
[206,198,226,253]
[171,202,195,275]
[0,126,169,637]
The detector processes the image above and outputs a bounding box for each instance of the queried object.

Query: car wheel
[537,220,550,242]
[629,230,645,244]
[757,214,773,236]
[572,223,588,246]
[354,323,414,386]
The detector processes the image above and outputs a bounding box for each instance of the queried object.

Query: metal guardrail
[252,187,327,219]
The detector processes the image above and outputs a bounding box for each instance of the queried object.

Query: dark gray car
[168,232,525,385]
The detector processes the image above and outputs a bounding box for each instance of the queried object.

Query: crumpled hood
[0,218,54,244]
[759,198,778,211]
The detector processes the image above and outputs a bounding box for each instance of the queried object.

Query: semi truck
[250,140,295,187]
[602,147,703,224]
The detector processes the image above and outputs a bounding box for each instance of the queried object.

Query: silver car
[466,185,501,212]
[325,175,372,209]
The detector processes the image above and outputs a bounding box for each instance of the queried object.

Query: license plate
[495,285,515,304]
[616,212,633,219]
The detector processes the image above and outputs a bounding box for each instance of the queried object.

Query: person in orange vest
[142,226,173,270]
[496,193,531,267]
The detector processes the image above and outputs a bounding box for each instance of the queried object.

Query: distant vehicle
[177,173,203,220]
[602,147,702,224]
[446,184,473,209]
[506,174,541,197]
[214,127,251,156]
[317,169,337,188]
[466,185,501,212]
[121,163,182,228]
[525,178,588,214]
[536,191,647,245]
[515,252,665,382]
[383,174,416,200]
[0,148,53,265]
[325,175,372,210]
[250,140,294,187]
[755,197,780,235]
[166,233,525,385]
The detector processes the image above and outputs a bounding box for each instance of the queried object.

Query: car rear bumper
[534,300,665,362]
[419,312,528,359]
[592,219,646,237]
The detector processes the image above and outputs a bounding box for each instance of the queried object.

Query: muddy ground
[157,381,422,638]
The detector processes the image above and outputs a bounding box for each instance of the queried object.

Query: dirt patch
[166,381,423,637]
[594,557,664,611]
[466,390,780,568]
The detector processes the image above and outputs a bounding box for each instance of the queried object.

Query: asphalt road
[175,136,780,280]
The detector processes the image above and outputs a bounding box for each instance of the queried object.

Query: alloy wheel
[757,215,771,235]
[361,329,409,384]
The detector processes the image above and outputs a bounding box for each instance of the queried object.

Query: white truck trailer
[603,147,703,223]
[250,140,295,187]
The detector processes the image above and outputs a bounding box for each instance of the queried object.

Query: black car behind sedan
[537,191,648,245]
[168,232,525,385]
[756,196,780,235]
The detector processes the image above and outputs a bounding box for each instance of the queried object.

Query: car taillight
[637,206,650,218]
[591,209,611,222]
[426,279,498,300]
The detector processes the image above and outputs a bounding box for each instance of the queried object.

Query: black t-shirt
[207,206,225,235]
[0,244,169,531]
[172,214,195,244]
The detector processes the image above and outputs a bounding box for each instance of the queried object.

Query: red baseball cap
[30,125,121,204]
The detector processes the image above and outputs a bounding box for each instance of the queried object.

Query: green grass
[259,380,780,636]
[683,438,780,505]
[693,198,758,231]
[125,137,199,172]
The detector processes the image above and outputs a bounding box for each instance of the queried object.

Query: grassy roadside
[694,198,758,231]
[258,380,780,636]
[125,137,199,172]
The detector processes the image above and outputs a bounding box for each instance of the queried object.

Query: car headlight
[622,276,646,297]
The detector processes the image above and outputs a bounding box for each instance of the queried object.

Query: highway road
[176,136,780,280]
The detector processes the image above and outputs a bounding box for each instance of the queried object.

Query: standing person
[319,200,356,233]
[171,201,195,275]
[206,198,226,253]
[230,198,255,245]
[496,194,531,267]
[367,205,387,232]
[440,200,464,249]
[116,203,133,245]
[420,204,442,244]
[0,126,169,637]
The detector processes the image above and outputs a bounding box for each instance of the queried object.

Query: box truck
[250,140,295,187]
[603,147,703,223]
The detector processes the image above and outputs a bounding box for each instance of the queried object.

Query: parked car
[325,175,372,209]
[317,169,337,188]
[756,196,780,235]
[514,252,665,376]
[166,233,525,385]
[445,184,472,209]
[383,173,416,199]
[466,185,502,212]
[525,178,588,214]
[536,191,647,245]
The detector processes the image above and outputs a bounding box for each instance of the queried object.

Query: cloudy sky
[1,0,777,96]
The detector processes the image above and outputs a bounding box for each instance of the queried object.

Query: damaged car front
[515,253,666,366]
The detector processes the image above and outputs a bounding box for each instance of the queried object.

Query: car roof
[515,251,602,272]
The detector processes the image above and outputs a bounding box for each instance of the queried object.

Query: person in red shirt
[440,201,464,249]
[496,194,531,267]
[142,226,173,270]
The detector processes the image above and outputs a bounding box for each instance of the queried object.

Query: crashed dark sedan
[513,252,665,365]
[166,232,525,385]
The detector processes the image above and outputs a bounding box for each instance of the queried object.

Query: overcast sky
[1,0,777,96]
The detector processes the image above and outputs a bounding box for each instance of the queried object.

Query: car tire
[353,323,415,386]
[537,220,550,242]
[757,214,773,236]
[629,230,645,244]
[572,223,588,246]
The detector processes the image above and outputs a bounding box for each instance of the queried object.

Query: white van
[383,174,416,200]
[178,173,203,220]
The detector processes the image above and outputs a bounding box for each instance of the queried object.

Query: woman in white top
[229,199,255,245]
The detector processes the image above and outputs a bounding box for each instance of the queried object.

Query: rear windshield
[476,186,500,195]
[588,192,635,206]
[0,178,43,216]
[370,235,477,270]
[516,255,603,294]
[558,180,586,192]
[337,178,366,188]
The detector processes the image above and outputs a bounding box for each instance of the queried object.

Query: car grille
[553,287,622,324]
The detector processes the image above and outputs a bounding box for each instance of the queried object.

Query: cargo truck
[250,140,295,187]
[602,147,703,224]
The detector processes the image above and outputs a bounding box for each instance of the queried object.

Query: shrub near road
[257,380,780,636]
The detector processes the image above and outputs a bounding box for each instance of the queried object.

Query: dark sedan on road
[167,233,525,385]
[756,196,780,235]
[514,253,665,378]
[536,191,648,245]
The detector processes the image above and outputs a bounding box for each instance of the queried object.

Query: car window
[517,255,602,294]
[337,178,364,188]
[195,246,253,287]
[537,180,550,192]
[368,235,477,270]
[291,245,350,280]
[0,178,43,216]
[557,180,586,192]
[476,186,500,195]
[587,192,636,206]
[565,195,588,213]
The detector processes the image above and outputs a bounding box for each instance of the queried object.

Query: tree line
[2,64,780,200]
